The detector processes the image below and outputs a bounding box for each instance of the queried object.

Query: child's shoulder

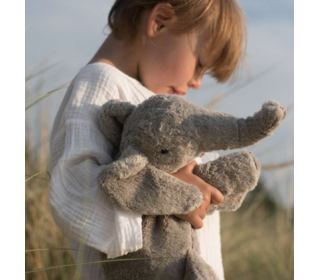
[76,62,128,91]
[73,62,154,103]
[75,62,140,92]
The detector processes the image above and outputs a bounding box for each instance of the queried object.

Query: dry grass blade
[26,256,189,275]
[26,81,70,104]
[26,248,80,253]
[255,143,282,158]
[223,63,280,98]
[25,82,71,111]
[25,24,32,32]
[255,141,294,158]
[262,160,294,170]
[25,174,50,182]
[204,92,226,110]
[25,62,63,82]
[25,171,49,183]
[27,53,60,76]
[205,63,279,110]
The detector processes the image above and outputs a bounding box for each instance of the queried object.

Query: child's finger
[191,216,204,230]
[188,175,223,205]
[210,187,224,204]
[183,160,198,173]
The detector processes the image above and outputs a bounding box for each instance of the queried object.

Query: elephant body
[99,151,260,280]
[100,214,213,280]
[97,94,286,279]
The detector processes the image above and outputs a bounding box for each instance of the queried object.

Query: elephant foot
[183,250,219,280]
[193,150,261,212]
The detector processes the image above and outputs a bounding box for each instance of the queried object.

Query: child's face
[138,28,209,96]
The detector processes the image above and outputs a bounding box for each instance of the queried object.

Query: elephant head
[98,94,286,175]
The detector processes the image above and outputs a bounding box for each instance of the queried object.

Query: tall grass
[25,153,294,280]
[25,64,293,279]
[221,182,294,280]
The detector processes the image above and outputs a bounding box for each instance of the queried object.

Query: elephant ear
[98,99,136,148]
[99,145,149,183]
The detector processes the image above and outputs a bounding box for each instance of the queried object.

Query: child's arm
[172,153,223,205]
[48,66,144,259]
[171,160,224,229]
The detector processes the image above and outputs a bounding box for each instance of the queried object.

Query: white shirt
[48,62,224,280]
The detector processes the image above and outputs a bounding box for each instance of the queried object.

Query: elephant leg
[183,250,219,280]
[193,150,261,212]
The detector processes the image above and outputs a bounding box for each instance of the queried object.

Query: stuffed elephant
[97,94,286,280]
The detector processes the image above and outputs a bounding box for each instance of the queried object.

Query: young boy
[49,1,246,279]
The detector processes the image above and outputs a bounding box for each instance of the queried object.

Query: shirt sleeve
[48,68,143,258]
[195,151,220,165]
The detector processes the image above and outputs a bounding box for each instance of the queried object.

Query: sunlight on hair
[107,0,247,83]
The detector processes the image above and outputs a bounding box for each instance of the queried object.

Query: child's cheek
[171,51,196,82]
[171,63,195,85]
[145,48,194,90]
[155,58,177,83]
[160,54,189,81]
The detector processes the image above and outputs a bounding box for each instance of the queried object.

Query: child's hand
[171,161,224,229]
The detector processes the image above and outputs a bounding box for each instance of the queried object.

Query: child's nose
[188,75,202,90]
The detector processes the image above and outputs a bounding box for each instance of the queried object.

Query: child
[48,0,246,279]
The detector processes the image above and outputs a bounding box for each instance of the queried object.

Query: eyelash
[197,59,203,69]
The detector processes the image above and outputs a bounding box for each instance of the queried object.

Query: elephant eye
[161,149,169,154]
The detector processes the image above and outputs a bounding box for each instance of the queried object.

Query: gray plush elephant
[97,94,286,280]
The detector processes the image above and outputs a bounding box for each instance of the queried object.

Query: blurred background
[25,0,294,279]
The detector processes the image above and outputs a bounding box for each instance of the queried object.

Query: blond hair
[108,0,247,83]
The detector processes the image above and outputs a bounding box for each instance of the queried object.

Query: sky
[25,0,294,207]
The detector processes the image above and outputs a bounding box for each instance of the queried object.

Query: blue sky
[25,0,294,206]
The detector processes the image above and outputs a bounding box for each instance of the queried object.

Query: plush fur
[97,94,286,279]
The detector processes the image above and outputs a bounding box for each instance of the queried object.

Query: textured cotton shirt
[48,62,224,280]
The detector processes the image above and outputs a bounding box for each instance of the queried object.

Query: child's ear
[98,100,136,148]
[147,3,176,37]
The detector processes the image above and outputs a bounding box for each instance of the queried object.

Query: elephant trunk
[192,100,286,151]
